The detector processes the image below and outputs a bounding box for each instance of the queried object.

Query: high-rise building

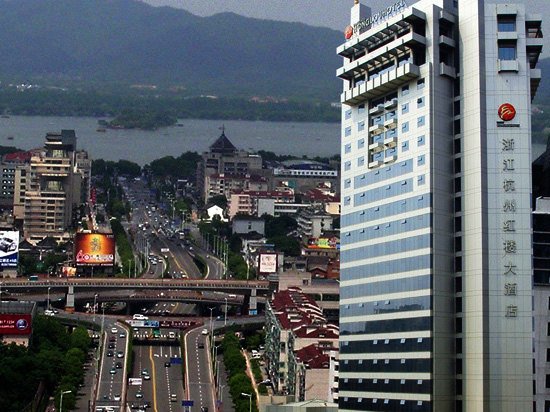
[338,1,542,411]
[15,130,88,242]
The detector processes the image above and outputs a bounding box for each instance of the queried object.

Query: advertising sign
[0,314,32,335]
[307,237,340,250]
[0,230,19,268]
[259,253,277,274]
[75,233,115,266]
[61,266,77,276]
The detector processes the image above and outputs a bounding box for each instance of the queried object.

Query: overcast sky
[142,0,548,56]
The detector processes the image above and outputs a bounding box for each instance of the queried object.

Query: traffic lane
[152,344,185,412]
[127,345,153,410]
[186,328,215,412]
[96,323,125,408]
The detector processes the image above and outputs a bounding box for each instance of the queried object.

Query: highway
[185,326,216,412]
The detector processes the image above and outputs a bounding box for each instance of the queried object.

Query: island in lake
[100,110,177,131]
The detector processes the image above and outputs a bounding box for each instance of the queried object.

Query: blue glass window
[417,116,425,127]
[402,122,409,133]
[385,147,397,157]
[358,156,365,166]
[345,143,352,154]
[418,174,425,185]
[417,155,425,166]
[344,196,351,205]
[402,141,409,152]
[345,109,352,120]
[344,178,351,188]
[345,126,352,137]
[373,151,383,162]
[417,79,425,89]
[358,121,365,132]
[358,138,365,148]
[402,85,409,96]
[402,103,409,114]
[498,42,517,60]
[358,104,366,114]
[344,161,351,171]
[498,16,516,32]
[418,135,425,146]
[417,97,425,108]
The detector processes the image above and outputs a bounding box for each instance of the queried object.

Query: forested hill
[0,0,343,100]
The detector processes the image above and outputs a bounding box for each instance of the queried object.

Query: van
[168,331,176,339]
[133,314,148,320]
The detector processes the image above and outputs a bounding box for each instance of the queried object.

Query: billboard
[0,314,32,335]
[0,230,19,267]
[258,253,277,274]
[75,233,115,266]
[307,237,340,250]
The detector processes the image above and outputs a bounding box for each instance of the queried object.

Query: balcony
[384,135,397,148]
[440,62,456,78]
[341,63,420,105]
[369,104,385,115]
[384,98,398,109]
[384,155,398,163]
[531,68,541,100]
[439,35,455,48]
[369,123,385,134]
[368,160,383,169]
[369,141,384,152]
[384,118,398,128]
[497,59,519,73]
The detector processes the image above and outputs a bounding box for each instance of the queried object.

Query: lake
[0,116,340,165]
[0,115,546,165]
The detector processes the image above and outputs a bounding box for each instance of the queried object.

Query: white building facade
[338,1,542,411]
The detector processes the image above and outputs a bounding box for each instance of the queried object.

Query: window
[417,97,425,108]
[418,155,425,166]
[344,161,351,171]
[402,103,409,114]
[417,78,425,89]
[345,109,352,120]
[344,196,351,206]
[402,85,409,95]
[402,141,409,152]
[345,126,352,137]
[418,135,425,146]
[345,143,352,154]
[402,122,409,133]
[418,174,425,185]
[358,138,365,148]
[498,15,516,32]
[417,116,425,127]
[358,156,365,166]
[498,41,517,60]
[358,121,365,132]
[546,374,550,389]
[344,179,351,189]
[358,104,366,114]
[547,348,550,362]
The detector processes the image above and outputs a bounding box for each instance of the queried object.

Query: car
[201,407,208,412]
[198,343,204,349]
[143,373,151,380]
[113,394,121,401]
[119,332,125,338]
[168,331,176,339]
[110,368,116,374]
[44,309,55,316]
[111,327,118,333]
[164,361,171,367]
[107,350,114,357]
[201,329,208,335]
[109,336,116,342]
[115,362,122,369]
[108,343,115,349]
[170,394,177,402]
[117,351,124,358]
[0,237,16,252]
[136,391,143,398]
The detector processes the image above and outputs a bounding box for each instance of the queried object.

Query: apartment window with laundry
[498,41,517,60]
[497,15,516,32]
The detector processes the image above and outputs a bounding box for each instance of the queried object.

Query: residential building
[205,173,268,202]
[228,189,295,219]
[265,288,339,398]
[296,208,333,239]
[338,1,542,411]
[197,129,262,202]
[15,130,87,241]
[270,160,339,194]
[232,216,265,236]
[0,151,31,210]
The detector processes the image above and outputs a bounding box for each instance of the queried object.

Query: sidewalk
[74,348,99,412]
[216,350,234,412]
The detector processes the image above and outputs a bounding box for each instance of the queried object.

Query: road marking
[149,346,159,412]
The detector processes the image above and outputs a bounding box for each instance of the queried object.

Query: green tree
[268,235,301,256]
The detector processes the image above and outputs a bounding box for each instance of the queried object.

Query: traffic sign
[182,400,194,407]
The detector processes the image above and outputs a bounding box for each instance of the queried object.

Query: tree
[209,195,228,209]
[268,235,301,256]
[264,215,297,237]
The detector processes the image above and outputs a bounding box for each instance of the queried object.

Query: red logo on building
[498,103,516,121]
[344,25,354,39]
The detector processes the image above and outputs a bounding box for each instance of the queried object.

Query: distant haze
[142,0,548,56]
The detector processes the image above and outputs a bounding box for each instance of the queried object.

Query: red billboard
[0,314,32,335]
[75,233,115,266]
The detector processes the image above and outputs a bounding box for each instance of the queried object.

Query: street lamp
[59,389,72,412]
[93,293,98,323]
[224,297,228,327]
[208,306,215,359]
[47,287,51,311]
[241,392,252,412]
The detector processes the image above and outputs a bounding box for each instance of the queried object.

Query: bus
[28,275,39,281]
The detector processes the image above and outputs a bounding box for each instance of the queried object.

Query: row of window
[342,213,430,245]
[340,234,430,264]
[341,274,431,300]
[341,194,430,227]
[340,316,432,336]
[348,178,414,207]
[351,159,413,189]
[341,254,431,281]
[339,397,430,412]
[340,358,431,374]
[340,337,431,354]
[341,296,431,317]
[340,378,432,395]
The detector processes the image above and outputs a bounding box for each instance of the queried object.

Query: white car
[44,309,55,316]
[111,327,118,334]
[113,394,121,401]
[201,329,208,335]
[133,314,148,320]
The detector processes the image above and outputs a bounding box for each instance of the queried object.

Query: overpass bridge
[1,278,270,313]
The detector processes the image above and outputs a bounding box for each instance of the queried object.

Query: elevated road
[2,278,269,294]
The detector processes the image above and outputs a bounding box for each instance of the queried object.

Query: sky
[142,0,548,56]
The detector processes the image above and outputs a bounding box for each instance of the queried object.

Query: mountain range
[0,0,343,100]
[0,0,548,107]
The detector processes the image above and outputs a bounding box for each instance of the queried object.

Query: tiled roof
[295,344,332,369]
[3,151,31,163]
